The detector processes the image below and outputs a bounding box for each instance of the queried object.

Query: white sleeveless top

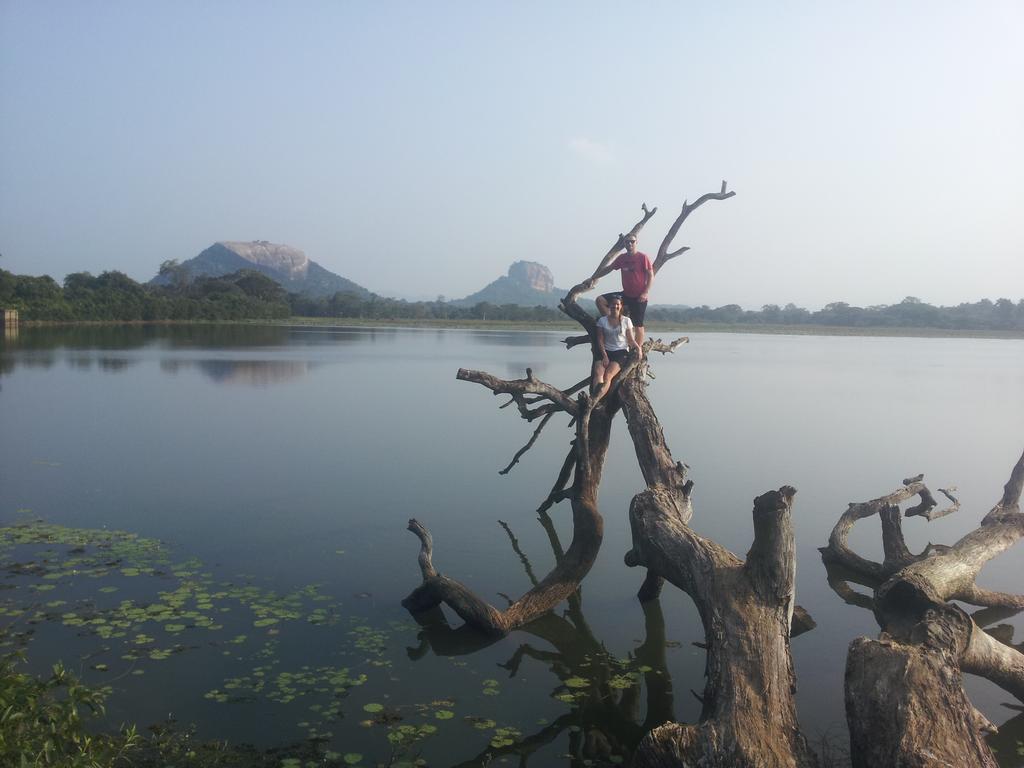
[598,315,633,351]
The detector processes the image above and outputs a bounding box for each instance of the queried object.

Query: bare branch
[558,291,599,338]
[589,203,659,281]
[457,368,579,417]
[952,583,1024,612]
[522,376,590,404]
[498,520,540,588]
[562,334,590,350]
[653,181,736,274]
[791,605,818,638]
[500,412,554,475]
[647,336,689,355]
[820,480,930,581]
[877,512,1024,618]
[962,615,1024,702]
[903,487,938,518]
[987,448,1024,522]
[537,445,577,514]
[971,604,1024,631]
[407,518,438,580]
[916,487,961,521]
[403,397,614,636]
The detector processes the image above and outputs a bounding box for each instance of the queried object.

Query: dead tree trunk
[619,376,816,768]
[845,605,999,768]
[402,381,612,634]
[822,449,1024,766]
[402,185,818,766]
[402,189,730,635]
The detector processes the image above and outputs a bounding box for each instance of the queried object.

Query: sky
[1,1,1022,310]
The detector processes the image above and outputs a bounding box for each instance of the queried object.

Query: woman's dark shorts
[600,292,647,326]
[604,348,630,365]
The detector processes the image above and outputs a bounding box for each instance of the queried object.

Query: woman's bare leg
[591,359,607,393]
[593,361,621,404]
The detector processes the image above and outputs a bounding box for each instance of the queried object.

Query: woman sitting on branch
[591,294,641,404]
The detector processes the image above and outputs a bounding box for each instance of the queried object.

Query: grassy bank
[269,317,1024,339]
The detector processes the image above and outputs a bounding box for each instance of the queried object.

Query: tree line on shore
[2,267,1023,331]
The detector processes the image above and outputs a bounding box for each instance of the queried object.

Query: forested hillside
[0,269,290,321]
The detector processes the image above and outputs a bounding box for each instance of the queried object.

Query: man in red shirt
[586,235,654,352]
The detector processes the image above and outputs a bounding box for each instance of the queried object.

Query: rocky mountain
[453,261,567,307]
[151,241,370,298]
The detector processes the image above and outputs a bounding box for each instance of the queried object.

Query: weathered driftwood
[402,385,610,635]
[403,187,732,634]
[845,605,998,768]
[403,186,822,766]
[822,449,1024,766]
[619,373,815,768]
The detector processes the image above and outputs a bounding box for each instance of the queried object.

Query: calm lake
[2,324,1023,766]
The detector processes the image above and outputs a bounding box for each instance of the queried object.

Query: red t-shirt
[611,251,652,299]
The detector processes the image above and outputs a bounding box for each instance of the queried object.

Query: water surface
[2,324,1023,765]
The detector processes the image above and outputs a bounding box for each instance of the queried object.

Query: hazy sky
[2,1,1021,309]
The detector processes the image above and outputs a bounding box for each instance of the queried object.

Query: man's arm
[638,266,654,301]
[626,321,642,355]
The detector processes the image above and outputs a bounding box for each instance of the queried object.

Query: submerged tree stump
[822,449,1024,766]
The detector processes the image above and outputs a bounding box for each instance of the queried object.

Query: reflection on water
[1,323,296,351]
[0,325,328,388]
[1,324,1023,765]
[407,511,680,765]
[466,330,568,348]
[161,358,312,386]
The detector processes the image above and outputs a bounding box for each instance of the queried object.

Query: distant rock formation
[217,241,309,280]
[150,241,370,298]
[508,261,554,293]
[453,261,566,308]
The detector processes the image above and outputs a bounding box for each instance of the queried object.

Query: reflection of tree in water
[99,357,134,372]
[1,325,396,385]
[975,603,1024,760]
[465,331,568,349]
[160,358,312,387]
[986,705,1024,765]
[407,510,680,767]
[3,324,296,354]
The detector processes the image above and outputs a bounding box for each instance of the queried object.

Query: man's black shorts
[600,292,647,326]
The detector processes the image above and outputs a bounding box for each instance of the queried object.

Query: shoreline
[11,317,1024,340]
